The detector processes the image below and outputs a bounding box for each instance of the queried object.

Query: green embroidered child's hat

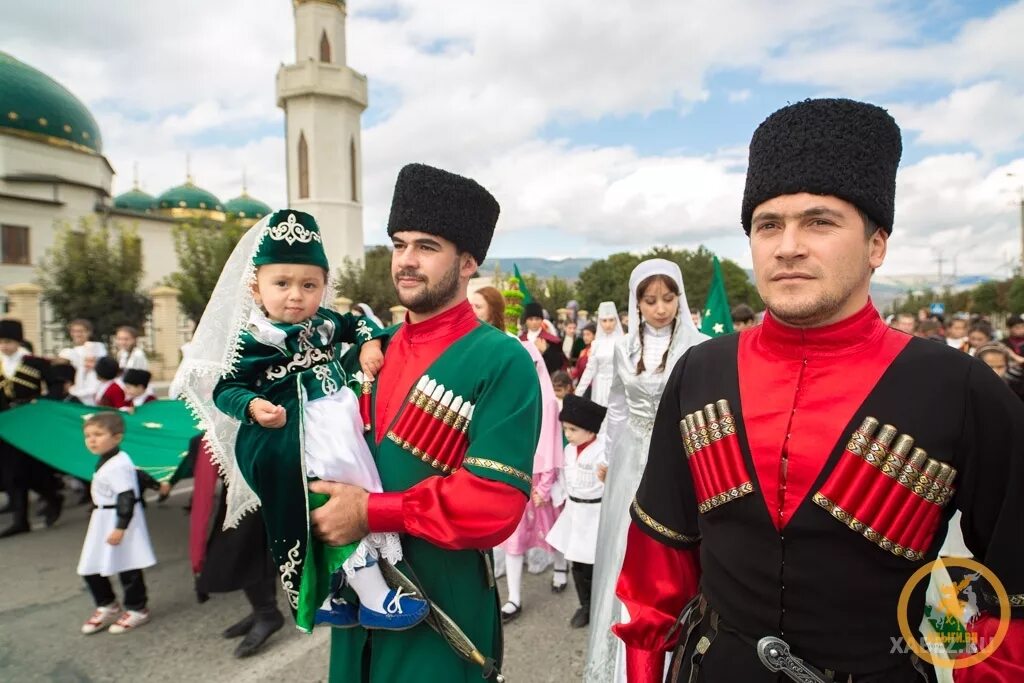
[253,209,329,270]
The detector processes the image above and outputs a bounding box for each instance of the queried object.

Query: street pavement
[0,488,586,682]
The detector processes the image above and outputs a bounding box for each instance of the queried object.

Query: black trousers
[0,441,60,527]
[243,574,281,620]
[571,561,593,611]
[83,570,148,611]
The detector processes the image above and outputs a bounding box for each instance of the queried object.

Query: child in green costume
[174,209,429,633]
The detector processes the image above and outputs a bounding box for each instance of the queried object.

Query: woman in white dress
[575,301,624,406]
[584,259,709,683]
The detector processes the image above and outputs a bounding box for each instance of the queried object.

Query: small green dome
[225,191,271,220]
[156,179,225,219]
[113,188,156,212]
[0,51,103,154]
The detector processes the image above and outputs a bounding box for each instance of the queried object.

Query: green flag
[700,255,734,337]
[0,399,200,482]
[513,263,534,304]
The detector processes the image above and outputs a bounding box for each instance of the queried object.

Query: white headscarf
[171,213,338,529]
[626,258,698,336]
[595,301,624,341]
[355,303,384,328]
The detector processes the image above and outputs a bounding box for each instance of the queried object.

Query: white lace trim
[340,532,403,578]
[170,215,339,529]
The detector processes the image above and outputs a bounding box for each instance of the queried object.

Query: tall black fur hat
[523,302,544,320]
[741,98,902,235]
[386,163,500,265]
[0,319,24,342]
[559,394,607,434]
[48,363,77,385]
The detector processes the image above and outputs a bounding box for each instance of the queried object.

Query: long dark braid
[656,317,677,373]
[635,311,646,375]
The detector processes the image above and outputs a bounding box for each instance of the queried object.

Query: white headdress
[595,301,624,341]
[171,213,336,528]
[626,258,698,336]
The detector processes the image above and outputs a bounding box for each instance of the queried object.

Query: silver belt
[628,414,656,432]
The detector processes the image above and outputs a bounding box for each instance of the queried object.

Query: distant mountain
[478,257,596,281]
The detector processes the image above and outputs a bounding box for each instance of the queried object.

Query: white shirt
[1,348,26,378]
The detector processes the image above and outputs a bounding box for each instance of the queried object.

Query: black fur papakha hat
[741,98,902,235]
[48,363,77,385]
[559,394,607,435]
[0,319,24,342]
[386,163,500,265]
[523,302,545,320]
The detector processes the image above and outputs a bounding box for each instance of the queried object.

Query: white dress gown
[77,452,156,577]
[584,322,708,683]
[576,337,617,406]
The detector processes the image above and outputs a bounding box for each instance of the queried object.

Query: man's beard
[394,260,461,314]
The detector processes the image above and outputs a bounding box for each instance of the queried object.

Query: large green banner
[0,400,201,482]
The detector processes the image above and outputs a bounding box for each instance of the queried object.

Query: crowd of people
[2,96,1023,683]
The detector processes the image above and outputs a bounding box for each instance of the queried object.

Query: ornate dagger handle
[757,636,829,683]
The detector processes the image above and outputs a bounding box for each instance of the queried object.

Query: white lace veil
[626,258,698,336]
[170,213,337,528]
[594,301,624,342]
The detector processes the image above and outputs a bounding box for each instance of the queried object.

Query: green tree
[521,274,577,316]
[970,282,1001,314]
[575,246,761,315]
[165,218,248,323]
[38,218,152,342]
[1008,277,1024,314]
[335,245,397,318]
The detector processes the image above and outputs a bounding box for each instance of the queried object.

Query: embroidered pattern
[355,318,374,342]
[463,457,532,485]
[278,540,302,609]
[813,492,924,561]
[313,364,339,396]
[697,481,755,514]
[632,499,699,544]
[268,213,322,246]
[1010,594,1024,608]
[265,347,335,380]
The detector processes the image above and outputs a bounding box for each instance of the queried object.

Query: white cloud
[2,0,1023,278]
[889,81,1024,156]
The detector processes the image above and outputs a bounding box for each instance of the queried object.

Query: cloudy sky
[3,0,1023,277]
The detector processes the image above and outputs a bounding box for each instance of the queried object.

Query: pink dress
[501,340,564,555]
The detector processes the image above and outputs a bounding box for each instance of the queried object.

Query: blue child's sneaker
[358,587,430,631]
[315,597,359,629]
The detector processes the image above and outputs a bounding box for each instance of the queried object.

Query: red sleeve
[954,616,1024,682]
[612,524,702,683]
[99,385,129,409]
[366,468,528,550]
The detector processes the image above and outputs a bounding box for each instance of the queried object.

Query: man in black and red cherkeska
[612,99,1024,682]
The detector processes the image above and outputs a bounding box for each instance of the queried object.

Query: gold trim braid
[813,492,924,561]
[463,457,532,485]
[632,499,699,544]
[697,481,754,514]
[1009,594,1024,608]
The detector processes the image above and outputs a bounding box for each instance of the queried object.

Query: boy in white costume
[77,412,156,635]
[546,393,608,628]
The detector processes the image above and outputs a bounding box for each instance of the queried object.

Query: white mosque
[0,0,367,297]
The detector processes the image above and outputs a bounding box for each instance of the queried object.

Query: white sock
[347,563,392,614]
[504,553,524,610]
[552,552,568,587]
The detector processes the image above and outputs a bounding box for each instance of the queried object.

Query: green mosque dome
[113,187,156,213]
[0,51,103,154]
[224,191,272,220]
[156,178,225,220]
